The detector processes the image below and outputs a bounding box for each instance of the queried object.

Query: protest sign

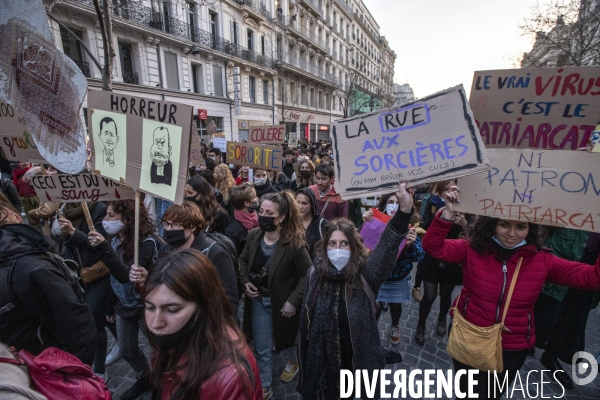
[470,66,600,150]
[453,148,600,232]
[592,124,600,152]
[189,125,204,166]
[213,137,227,152]
[30,173,135,203]
[226,141,283,171]
[359,209,407,258]
[87,90,192,204]
[0,99,45,163]
[332,85,490,200]
[249,124,285,144]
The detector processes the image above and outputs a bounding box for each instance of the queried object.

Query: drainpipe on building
[224,60,234,141]
[156,43,164,94]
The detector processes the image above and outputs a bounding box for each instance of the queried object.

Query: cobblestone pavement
[106,271,600,399]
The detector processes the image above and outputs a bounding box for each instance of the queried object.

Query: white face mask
[254,177,267,186]
[327,249,351,271]
[385,203,398,215]
[102,219,125,235]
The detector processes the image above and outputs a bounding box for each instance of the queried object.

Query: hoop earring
[277,222,283,230]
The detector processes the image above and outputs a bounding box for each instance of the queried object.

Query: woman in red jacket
[143,249,262,400]
[423,186,600,399]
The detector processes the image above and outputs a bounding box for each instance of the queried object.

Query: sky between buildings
[364,0,540,99]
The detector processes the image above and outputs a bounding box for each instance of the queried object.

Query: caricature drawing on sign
[150,126,173,185]
[90,109,127,182]
[98,117,119,166]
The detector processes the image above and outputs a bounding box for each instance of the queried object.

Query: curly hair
[107,200,156,261]
[213,164,236,205]
[314,218,370,295]
[376,192,397,212]
[260,190,305,245]
[468,216,541,255]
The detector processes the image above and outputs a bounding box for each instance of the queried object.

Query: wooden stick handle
[134,190,140,266]
[81,202,95,232]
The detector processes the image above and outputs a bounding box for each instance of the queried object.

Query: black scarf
[303,264,345,400]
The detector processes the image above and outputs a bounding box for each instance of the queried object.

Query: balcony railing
[232,0,272,22]
[122,71,139,84]
[300,0,322,15]
[281,17,329,52]
[71,60,91,77]
[334,0,353,18]
[68,0,275,71]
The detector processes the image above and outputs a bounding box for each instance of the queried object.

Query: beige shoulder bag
[446,257,523,372]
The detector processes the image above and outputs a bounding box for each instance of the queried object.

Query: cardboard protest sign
[0,99,45,163]
[453,148,600,232]
[87,90,192,204]
[592,124,600,152]
[226,141,283,171]
[30,173,135,203]
[248,124,285,144]
[189,125,204,166]
[470,66,600,150]
[332,85,490,200]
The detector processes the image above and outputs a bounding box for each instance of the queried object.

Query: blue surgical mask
[385,203,398,215]
[492,235,527,249]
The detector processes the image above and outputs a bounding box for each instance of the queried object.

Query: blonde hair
[214,164,236,205]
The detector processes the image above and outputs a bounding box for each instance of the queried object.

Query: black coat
[62,202,108,269]
[0,180,22,213]
[158,232,239,317]
[0,224,96,365]
[224,217,249,258]
[239,228,312,351]
[254,181,278,198]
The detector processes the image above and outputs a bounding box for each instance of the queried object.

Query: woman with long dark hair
[60,200,161,400]
[289,160,315,193]
[295,187,327,260]
[185,175,229,234]
[297,182,413,399]
[238,190,312,400]
[414,179,469,345]
[423,185,600,399]
[143,249,261,400]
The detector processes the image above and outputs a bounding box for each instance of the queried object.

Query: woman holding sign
[297,182,412,400]
[423,186,600,399]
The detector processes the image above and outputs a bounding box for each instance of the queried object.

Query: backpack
[143,236,166,266]
[0,346,111,400]
[202,230,238,266]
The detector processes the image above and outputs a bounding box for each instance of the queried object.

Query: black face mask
[163,229,191,248]
[248,201,259,213]
[148,310,199,351]
[299,170,312,179]
[258,215,278,232]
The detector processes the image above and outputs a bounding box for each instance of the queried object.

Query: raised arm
[545,252,600,290]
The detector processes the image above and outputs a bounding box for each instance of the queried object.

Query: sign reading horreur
[331,85,490,200]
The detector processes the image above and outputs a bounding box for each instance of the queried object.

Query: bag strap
[360,274,376,309]
[0,357,21,366]
[320,196,332,217]
[318,218,324,239]
[500,257,523,325]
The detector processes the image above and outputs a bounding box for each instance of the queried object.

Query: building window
[261,35,266,55]
[290,82,296,104]
[210,11,219,49]
[310,88,315,107]
[247,29,254,50]
[326,93,331,110]
[263,80,269,105]
[119,42,138,84]
[249,76,256,103]
[163,51,179,89]
[230,20,239,45]
[187,2,196,40]
[60,27,90,77]
[301,85,307,106]
[191,64,203,94]
[213,65,224,96]
[198,117,224,137]
[318,91,323,109]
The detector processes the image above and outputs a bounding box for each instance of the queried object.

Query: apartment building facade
[46,0,395,143]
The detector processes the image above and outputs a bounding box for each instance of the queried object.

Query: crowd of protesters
[1,139,600,400]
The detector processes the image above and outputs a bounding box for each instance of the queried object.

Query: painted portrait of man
[98,116,119,167]
[150,126,172,185]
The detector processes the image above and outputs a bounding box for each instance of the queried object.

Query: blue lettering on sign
[378,103,431,133]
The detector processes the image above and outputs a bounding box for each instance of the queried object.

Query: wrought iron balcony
[71,59,91,77]
[300,0,322,15]
[122,71,139,84]
[334,0,353,18]
[231,0,273,22]
[66,0,275,71]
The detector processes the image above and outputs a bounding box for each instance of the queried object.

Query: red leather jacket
[422,213,600,350]
[158,346,262,400]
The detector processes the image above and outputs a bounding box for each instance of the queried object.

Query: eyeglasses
[161,221,182,230]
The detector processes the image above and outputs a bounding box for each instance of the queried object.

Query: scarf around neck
[234,209,259,231]
[303,264,346,399]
